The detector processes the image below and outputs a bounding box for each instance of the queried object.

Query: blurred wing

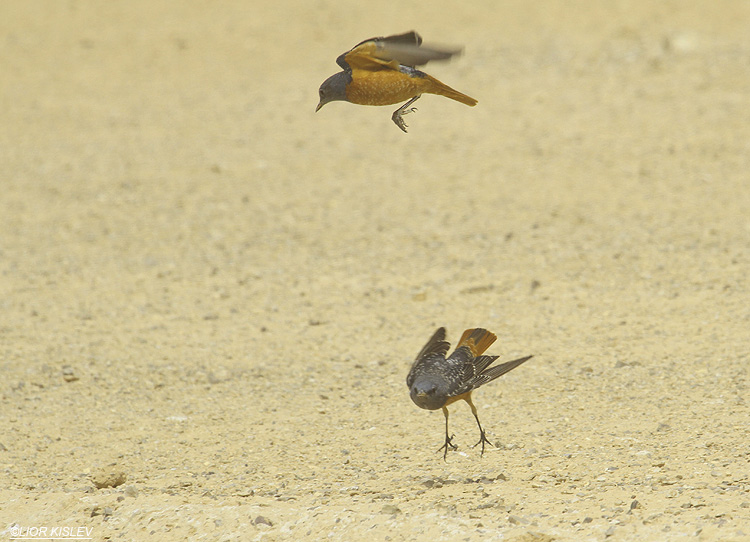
[377,41,460,67]
[339,31,461,70]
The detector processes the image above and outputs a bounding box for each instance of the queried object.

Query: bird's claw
[392,111,409,133]
[438,434,458,461]
[471,429,494,456]
[391,97,420,133]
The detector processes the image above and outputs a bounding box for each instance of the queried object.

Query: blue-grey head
[409,375,450,410]
[316,71,350,112]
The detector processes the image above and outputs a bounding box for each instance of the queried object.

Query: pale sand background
[1,1,749,541]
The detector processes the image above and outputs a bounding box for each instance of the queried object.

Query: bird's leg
[437,406,458,461]
[391,95,421,133]
[466,396,494,456]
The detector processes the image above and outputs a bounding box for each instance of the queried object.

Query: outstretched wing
[338,31,461,71]
[448,355,533,398]
[477,355,533,384]
[407,327,451,388]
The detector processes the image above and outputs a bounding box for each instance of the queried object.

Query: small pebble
[92,468,127,489]
[253,516,273,526]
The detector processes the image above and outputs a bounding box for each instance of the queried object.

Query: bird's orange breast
[344,69,428,106]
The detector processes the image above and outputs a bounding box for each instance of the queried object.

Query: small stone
[90,505,112,517]
[92,468,127,489]
[62,366,79,382]
[123,486,139,498]
[381,504,401,515]
[253,516,273,526]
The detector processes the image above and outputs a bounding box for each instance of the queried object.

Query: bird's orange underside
[344,69,427,106]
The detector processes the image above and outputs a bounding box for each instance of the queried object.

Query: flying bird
[316,31,477,132]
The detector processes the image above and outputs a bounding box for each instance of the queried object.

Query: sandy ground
[1,1,749,541]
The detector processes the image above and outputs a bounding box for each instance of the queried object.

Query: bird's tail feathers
[426,75,478,106]
[457,328,496,357]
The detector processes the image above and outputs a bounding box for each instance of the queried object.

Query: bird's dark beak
[315,101,324,112]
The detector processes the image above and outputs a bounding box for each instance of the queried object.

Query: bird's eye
[414,384,436,395]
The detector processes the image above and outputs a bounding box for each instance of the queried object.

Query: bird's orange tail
[425,75,478,106]
[457,328,496,357]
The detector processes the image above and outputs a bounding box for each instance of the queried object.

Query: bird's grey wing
[374,31,460,67]
[448,355,532,398]
[407,327,450,387]
[472,355,533,391]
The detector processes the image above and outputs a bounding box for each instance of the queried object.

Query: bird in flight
[316,31,477,132]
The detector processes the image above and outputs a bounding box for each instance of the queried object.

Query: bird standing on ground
[316,31,477,132]
[407,327,532,460]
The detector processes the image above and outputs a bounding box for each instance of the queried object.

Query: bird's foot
[438,434,458,461]
[391,96,421,133]
[472,429,495,457]
[391,110,410,133]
